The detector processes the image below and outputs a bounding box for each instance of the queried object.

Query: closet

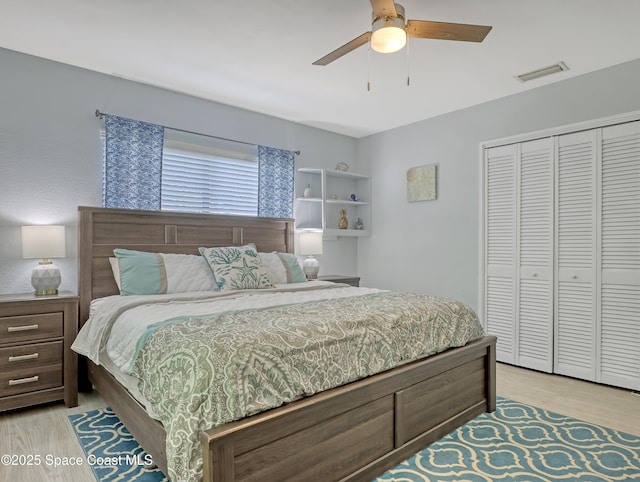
[482,118,640,390]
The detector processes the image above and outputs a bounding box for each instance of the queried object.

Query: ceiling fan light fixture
[371,24,407,53]
[370,4,406,54]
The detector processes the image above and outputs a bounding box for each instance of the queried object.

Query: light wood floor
[0,390,105,481]
[1,363,639,481]
[497,363,640,436]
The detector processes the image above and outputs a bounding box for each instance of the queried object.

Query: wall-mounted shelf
[295,168,370,237]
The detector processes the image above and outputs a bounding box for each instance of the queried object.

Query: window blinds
[161,146,259,216]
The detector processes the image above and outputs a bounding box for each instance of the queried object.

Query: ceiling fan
[313,0,492,66]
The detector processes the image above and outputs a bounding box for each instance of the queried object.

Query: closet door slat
[599,121,640,389]
[485,144,517,363]
[518,138,553,372]
[555,130,597,381]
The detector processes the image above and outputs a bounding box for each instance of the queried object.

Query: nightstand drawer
[0,312,63,344]
[0,341,63,370]
[0,364,62,397]
[318,275,360,287]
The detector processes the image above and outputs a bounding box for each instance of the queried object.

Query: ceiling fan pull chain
[367,45,371,91]
[406,38,411,86]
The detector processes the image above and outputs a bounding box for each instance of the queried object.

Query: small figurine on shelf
[355,218,364,230]
[339,210,348,229]
[303,184,313,198]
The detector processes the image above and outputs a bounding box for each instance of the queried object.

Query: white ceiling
[2,1,640,138]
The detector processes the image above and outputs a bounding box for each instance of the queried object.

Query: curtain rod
[95,109,300,155]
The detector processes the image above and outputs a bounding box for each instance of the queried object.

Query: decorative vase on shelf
[303,184,313,198]
[355,218,364,230]
[339,210,348,229]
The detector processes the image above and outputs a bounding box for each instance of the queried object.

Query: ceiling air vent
[516,61,569,82]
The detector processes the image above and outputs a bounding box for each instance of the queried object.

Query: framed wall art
[407,164,437,202]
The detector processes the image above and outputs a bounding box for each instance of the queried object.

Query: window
[160,140,259,216]
[102,117,293,218]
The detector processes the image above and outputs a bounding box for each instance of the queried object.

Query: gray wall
[3,46,640,309]
[357,58,640,310]
[0,48,359,294]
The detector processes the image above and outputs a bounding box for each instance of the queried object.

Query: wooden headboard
[77,206,295,325]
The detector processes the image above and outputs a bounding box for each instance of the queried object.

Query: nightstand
[0,291,78,411]
[318,275,360,287]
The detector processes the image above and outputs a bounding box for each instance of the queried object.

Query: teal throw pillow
[113,249,167,296]
[276,252,308,283]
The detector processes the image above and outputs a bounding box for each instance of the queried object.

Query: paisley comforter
[73,283,484,482]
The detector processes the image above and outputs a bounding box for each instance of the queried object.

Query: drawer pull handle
[8,353,39,362]
[8,375,39,386]
[7,324,39,332]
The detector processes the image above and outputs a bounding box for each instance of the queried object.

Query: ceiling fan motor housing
[371,3,406,53]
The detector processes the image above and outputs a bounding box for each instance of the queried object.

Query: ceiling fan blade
[406,20,492,42]
[370,0,397,18]
[312,32,371,66]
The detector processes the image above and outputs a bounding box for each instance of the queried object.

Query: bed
[75,206,496,482]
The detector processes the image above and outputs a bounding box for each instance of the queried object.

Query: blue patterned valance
[103,115,164,210]
[257,146,294,218]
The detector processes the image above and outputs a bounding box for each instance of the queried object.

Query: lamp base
[31,262,61,296]
[34,289,59,296]
[303,256,320,280]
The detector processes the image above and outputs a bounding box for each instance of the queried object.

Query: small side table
[318,275,360,287]
[0,291,78,411]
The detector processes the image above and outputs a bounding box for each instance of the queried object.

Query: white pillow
[163,253,218,293]
[258,252,307,284]
[110,250,217,295]
[109,257,122,289]
[258,253,288,284]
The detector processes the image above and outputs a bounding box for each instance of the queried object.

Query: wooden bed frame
[77,206,496,481]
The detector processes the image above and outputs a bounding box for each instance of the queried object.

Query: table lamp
[297,231,323,280]
[22,225,66,295]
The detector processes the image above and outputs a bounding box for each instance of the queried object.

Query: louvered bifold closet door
[555,130,598,381]
[485,144,517,363]
[599,121,640,390]
[518,138,554,372]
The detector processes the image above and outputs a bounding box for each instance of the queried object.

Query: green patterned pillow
[199,245,274,291]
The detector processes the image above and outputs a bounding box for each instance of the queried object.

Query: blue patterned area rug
[68,407,167,481]
[70,399,640,482]
[376,397,640,481]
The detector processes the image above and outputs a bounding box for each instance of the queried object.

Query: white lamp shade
[298,231,323,256]
[22,225,66,259]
